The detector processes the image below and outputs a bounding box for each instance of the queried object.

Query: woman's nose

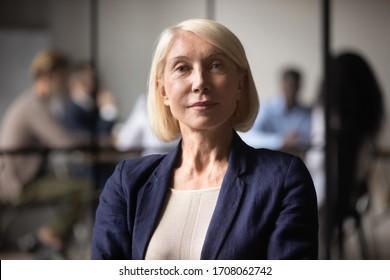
[191,68,211,94]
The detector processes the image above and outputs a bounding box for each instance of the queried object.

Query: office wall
[49,0,91,62]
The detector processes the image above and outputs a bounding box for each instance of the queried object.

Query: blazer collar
[133,131,251,259]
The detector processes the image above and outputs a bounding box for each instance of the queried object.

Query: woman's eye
[175,65,189,72]
[211,62,223,70]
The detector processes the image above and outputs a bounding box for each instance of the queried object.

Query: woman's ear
[237,71,246,100]
[158,82,170,106]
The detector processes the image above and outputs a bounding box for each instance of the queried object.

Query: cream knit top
[145,187,221,260]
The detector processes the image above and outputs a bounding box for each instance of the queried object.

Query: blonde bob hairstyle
[147,18,259,141]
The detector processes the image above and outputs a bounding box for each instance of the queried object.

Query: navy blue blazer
[92,132,318,259]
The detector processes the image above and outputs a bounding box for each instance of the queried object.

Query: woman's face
[161,30,244,134]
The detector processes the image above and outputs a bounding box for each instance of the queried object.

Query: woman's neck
[173,127,233,190]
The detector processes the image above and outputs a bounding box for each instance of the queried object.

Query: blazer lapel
[132,144,181,259]
[201,168,245,259]
[201,132,248,259]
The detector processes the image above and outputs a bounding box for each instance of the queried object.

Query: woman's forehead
[166,31,224,60]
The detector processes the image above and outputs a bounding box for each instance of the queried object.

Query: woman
[92,19,318,260]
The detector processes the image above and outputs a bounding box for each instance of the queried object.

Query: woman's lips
[190,101,217,110]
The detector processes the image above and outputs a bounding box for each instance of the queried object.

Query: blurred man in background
[61,63,118,135]
[243,68,312,152]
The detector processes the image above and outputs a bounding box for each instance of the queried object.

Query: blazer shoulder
[119,154,166,179]
[232,134,302,175]
[249,147,297,166]
[242,146,311,180]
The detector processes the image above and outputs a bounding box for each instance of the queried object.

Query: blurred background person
[60,63,118,136]
[0,50,91,258]
[114,93,178,155]
[59,62,118,186]
[329,52,384,259]
[242,68,312,153]
[305,51,384,259]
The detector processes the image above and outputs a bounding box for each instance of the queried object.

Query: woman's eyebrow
[170,55,188,62]
[206,51,226,58]
[170,51,227,62]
